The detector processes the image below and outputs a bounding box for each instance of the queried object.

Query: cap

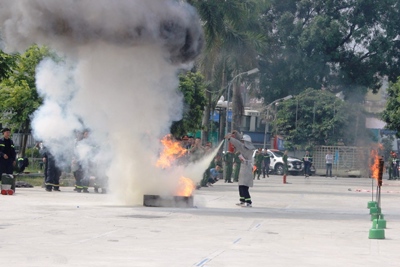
[182,135,189,140]
[2,128,11,133]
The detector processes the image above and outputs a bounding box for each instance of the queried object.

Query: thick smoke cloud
[0,0,203,63]
[0,0,205,204]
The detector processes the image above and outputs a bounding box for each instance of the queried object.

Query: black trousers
[326,163,332,177]
[304,162,311,175]
[73,168,89,190]
[239,185,252,204]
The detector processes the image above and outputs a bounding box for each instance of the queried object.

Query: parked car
[252,149,305,175]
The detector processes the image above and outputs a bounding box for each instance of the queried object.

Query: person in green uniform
[283,150,289,184]
[224,150,234,183]
[253,148,263,180]
[233,150,242,182]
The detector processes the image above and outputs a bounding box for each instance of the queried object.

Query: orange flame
[155,135,195,196]
[370,149,380,180]
[156,134,187,168]
[370,144,383,180]
[176,176,195,196]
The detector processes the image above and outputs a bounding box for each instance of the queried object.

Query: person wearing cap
[224,133,255,207]
[0,128,16,191]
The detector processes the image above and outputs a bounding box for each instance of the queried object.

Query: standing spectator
[0,128,16,191]
[253,148,263,180]
[262,149,270,178]
[223,150,234,183]
[393,153,399,180]
[232,150,242,182]
[325,150,334,177]
[302,150,313,178]
[283,150,289,184]
[388,151,395,180]
[225,133,255,207]
[43,150,62,192]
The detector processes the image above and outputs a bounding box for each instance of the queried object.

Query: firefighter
[225,133,255,207]
[72,130,91,193]
[0,128,16,191]
[43,150,62,192]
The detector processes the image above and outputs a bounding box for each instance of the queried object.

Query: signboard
[210,110,232,122]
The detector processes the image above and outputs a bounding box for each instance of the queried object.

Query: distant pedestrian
[232,150,242,182]
[253,148,263,180]
[325,150,334,177]
[283,150,289,184]
[262,149,270,178]
[223,150,234,183]
[302,150,313,178]
[225,133,255,207]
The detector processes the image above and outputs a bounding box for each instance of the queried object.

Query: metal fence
[313,146,370,177]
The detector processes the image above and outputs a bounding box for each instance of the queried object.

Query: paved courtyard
[1,175,400,267]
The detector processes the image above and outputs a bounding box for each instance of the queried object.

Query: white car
[252,149,304,175]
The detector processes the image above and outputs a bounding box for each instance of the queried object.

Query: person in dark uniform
[43,150,62,192]
[72,130,91,193]
[0,128,16,191]
[302,150,313,178]
[223,150,234,183]
[262,149,271,178]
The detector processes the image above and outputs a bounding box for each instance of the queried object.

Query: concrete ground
[1,174,400,267]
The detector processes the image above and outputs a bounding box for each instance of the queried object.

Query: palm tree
[187,0,265,141]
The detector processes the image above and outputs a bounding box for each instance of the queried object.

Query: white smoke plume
[0,0,204,204]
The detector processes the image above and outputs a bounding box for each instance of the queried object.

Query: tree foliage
[0,50,16,81]
[170,71,207,138]
[186,0,264,136]
[382,77,400,135]
[258,0,400,104]
[274,88,371,150]
[0,45,56,155]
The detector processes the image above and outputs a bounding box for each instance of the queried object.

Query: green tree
[0,49,16,81]
[274,88,371,149]
[382,77,400,135]
[170,71,207,138]
[258,0,400,104]
[0,45,56,156]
